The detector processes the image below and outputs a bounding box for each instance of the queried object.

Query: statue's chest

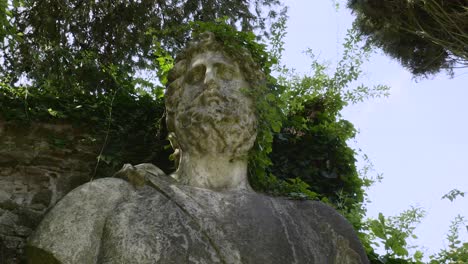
[98,187,329,264]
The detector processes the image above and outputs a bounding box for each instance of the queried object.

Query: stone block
[31,190,52,208]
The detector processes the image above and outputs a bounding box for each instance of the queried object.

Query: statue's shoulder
[56,176,135,207]
[297,200,351,222]
[27,164,169,263]
[27,177,134,263]
[290,199,369,264]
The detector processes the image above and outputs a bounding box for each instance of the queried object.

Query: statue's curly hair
[165,32,265,134]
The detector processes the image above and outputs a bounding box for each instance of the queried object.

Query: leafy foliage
[430,215,468,264]
[362,192,468,264]
[2,1,467,262]
[368,208,426,259]
[0,1,283,176]
[0,0,13,39]
[442,189,466,202]
[348,0,468,77]
[1,0,283,95]
[268,26,389,206]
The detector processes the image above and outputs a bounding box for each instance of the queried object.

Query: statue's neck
[171,152,252,191]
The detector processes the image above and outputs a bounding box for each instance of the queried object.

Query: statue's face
[174,51,257,157]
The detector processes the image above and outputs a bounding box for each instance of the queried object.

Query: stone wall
[0,119,100,263]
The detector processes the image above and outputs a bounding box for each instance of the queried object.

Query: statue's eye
[216,64,236,80]
[186,65,205,84]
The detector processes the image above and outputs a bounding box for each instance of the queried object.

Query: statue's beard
[174,92,257,158]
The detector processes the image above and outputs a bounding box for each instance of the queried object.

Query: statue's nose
[204,67,216,86]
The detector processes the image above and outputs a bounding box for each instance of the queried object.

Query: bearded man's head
[165,32,264,159]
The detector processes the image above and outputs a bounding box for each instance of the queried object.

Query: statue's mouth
[200,91,229,107]
[204,96,222,106]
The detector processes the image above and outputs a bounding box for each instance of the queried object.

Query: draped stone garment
[27,169,369,264]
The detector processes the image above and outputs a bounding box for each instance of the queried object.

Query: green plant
[442,189,466,202]
[348,0,468,77]
[430,215,468,264]
[368,207,426,259]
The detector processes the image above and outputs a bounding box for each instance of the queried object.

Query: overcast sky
[282,0,468,258]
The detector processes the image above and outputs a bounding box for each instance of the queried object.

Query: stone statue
[27,32,369,264]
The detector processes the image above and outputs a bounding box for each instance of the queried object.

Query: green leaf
[414,250,424,261]
[378,212,386,225]
[369,219,386,240]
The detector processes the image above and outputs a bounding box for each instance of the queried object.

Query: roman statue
[27,32,369,264]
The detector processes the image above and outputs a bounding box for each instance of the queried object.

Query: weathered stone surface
[0,119,100,263]
[0,117,167,263]
[28,171,368,263]
[28,178,133,263]
[26,32,369,264]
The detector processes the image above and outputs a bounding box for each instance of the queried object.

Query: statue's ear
[168,132,179,149]
[168,132,181,170]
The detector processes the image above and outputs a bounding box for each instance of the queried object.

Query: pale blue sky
[282,0,468,257]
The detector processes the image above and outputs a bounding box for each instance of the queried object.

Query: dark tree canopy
[1,0,281,95]
[348,0,468,77]
[269,96,363,210]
